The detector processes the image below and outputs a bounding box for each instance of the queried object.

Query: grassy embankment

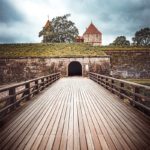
[0,43,150,58]
[126,79,150,86]
[0,43,106,58]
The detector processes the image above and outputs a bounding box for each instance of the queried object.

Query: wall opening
[68,61,82,76]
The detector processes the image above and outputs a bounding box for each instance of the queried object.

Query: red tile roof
[83,23,102,35]
[44,20,51,29]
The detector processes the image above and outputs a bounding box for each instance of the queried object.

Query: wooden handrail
[0,72,61,121]
[89,72,150,116]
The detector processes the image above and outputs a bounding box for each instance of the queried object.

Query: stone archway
[68,61,82,76]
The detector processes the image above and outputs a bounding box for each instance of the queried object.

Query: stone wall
[0,57,110,84]
[106,50,150,78]
[83,34,102,46]
[1,50,149,85]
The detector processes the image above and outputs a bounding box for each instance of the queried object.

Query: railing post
[101,77,104,86]
[92,73,94,81]
[90,73,92,80]
[94,74,96,82]
[35,80,39,94]
[47,76,50,85]
[91,73,92,80]
[54,75,57,81]
[41,78,44,90]
[46,77,49,87]
[9,87,16,110]
[97,75,100,84]
[52,75,54,83]
[132,86,140,106]
[100,76,103,85]
[105,78,108,89]
[96,75,98,83]
[50,76,53,84]
[0,72,61,122]
[133,87,140,101]
[111,79,115,93]
[25,82,31,100]
[54,74,56,81]
[120,82,124,99]
[49,76,52,84]
[56,74,59,80]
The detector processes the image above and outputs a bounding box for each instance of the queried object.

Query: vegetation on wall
[126,79,150,86]
[0,43,150,58]
[0,43,106,58]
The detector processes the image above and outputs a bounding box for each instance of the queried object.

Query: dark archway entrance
[68,61,82,76]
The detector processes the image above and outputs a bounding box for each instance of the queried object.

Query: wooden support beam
[25,82,31,100]
[9,87,16,110]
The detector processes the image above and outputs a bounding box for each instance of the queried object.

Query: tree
[132,27,150,46]
[110,36,130,46]
[39,14,79,43]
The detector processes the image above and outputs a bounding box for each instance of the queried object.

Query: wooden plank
[79,89,95,150]
[80,87,110,150]
[80,81,117,150]
[76,90,88,150]
[80,90,102,150]
[87,80,150,149]
[23,89,65,150]
[59,87,71,150]
[0,95,51,150]
[0,86,60,150]
[10,89,62,150]
[31,90,67,150]
[39,83,69,150]
[0,77,150,150]
[52,87,70,150]
[45,90,69,149]
[67,82,74,150]
[85,90,131,150]
[73,81,80,150]
[90,81,150,142]
[0,85,58,139]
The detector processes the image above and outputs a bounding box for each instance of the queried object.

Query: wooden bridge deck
[0,77,150,150]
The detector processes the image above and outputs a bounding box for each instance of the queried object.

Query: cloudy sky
[0,0,150,45]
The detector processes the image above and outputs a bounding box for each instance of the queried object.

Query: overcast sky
[0,0,150,45]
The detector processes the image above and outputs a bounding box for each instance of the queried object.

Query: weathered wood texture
[89,72,150,115]
[0,77,150,150]
[0,73,60,122]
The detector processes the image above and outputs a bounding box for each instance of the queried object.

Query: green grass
[126,79,150,86]
[0,43,107,58]
[100,46,150,51]
[0,43,150,58]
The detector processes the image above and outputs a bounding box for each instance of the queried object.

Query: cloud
[0,0,23,24]
[0,0,149,44]
[66,0,150,40]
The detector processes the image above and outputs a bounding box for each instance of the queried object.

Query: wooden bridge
[0,73,150,150]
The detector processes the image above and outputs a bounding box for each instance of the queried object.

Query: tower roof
[83,23,101,35]
[44,20,51,29]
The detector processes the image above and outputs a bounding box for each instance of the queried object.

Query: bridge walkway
[0,77,150,150]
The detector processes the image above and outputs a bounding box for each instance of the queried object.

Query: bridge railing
[0,72,61,122]
[89,72,150,115]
